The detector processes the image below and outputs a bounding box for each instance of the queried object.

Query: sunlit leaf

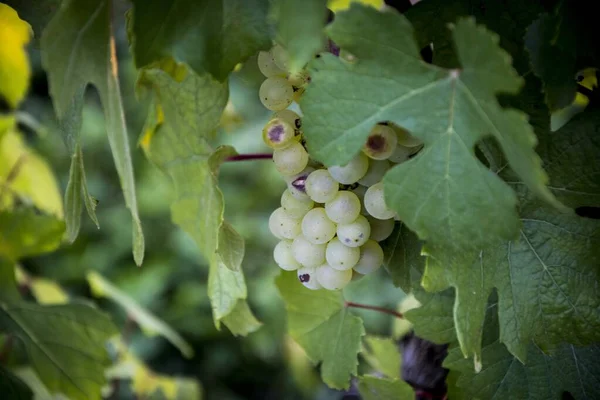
[361,336,400,379]
[15,267,69,305]
[0,3,31,109]
[357,375,414,400]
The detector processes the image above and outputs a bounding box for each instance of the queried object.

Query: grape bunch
[258,44,423,291]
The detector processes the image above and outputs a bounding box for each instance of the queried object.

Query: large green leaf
[41,0,144,263]
[0,302,117,400]
[0,207,65,261]
[0,366,33,400]
[139,61,260,335]
[361,336,400,379]
[275,272,364,390]
[0,259,21,303]
[130,0,272,81]
[357,375,414,400]
[274,0,328,74]
[301,5,562,257]
[86,271,194,358]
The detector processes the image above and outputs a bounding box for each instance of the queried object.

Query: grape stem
[344,301,404,319]
[226,153,273,162]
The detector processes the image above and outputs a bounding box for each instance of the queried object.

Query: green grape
[391,123,423,147]
[326,237,360,271]
[328,153,369,184]
[262,118,295,149]
[273,141,309,176]
[297,266,322,290]
[271,43,290,71]
[325,190,361,224]
[281,188,314,219]
[364,182,395,220]
[285,167,315,200]
[388,144,412,163]
[257,50,287,78]
[352,185,369,216]
[259,77,294,111]
[362,124,397,160]
[353,240,384,275]
[337,215,371,248]
[269,207,301,239]
[367,216,395,241]
[275,109,302,129]
[316,264,352,290]
[358,159,390,187]
[305,169,339,203]
[292,235,326,268]
[274,240,301,271]
[301,208,337,244]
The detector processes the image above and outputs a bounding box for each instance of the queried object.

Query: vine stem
[344,301,404,319]
[225,153,272,162]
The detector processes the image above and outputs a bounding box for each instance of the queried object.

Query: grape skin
[325,190,361,224]
[259,77,294,111]
[269,207,301,239]
[316,264,352,290]
[391,124,423,147]
[388,144,412,163]
[281,189,314,219]
[257,51,287,78]
[274,240,301,271]
[263,118,295,149]
[305,169,339,203]
[273,141,309,176]
[353,240,384,275]
[271,44,290,71]
[301,208,337,244]
[362,124,398,160]
[275,109,302,129]
[328,153,369,184]
[297,266,322,290]
[285,167,315,200]
[358,159,390,187]
[326,237,360,271]
[364,182,396,220]
[291,235,326,268]
[337,215,371,248]
[367,216,395,241]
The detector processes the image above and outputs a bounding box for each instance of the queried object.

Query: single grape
[301,208,337,244]
[292,235,326,268]
[367,216,395,241]
[273,141,309,176]
[271,43,290,71]
[316,264,352,290]
[362,124,398,160]
[326,237,360,270]
[358,159,391,187]
[281,188,314,219]
[391,123,423,147]
[325,190,361,224]
[337,215,371,247]
[328,153,369,184]
[305,169,339,203]
[353,240,384,275]
[269,207,301,239]
[262,118,295,149]
[285,166,315,200]
[257,50,287,78]
[275,109,302,129]
[297,266,322,290]
[364,182,395,220]
[273,240,301,271]
[388,144,412,164]
[259,77,294,111]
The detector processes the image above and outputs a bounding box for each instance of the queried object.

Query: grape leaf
[0,302,117,400]
[11,367,68,400]
[525,2,600,111]
[274,0,328,74]
[41,0,144,263]
[275,271,364,389]
[361,336,400,379]
[445,301,600,400]
[0,259,20,303]
[139,61,260,336]
[357,375,414,400]
[301,5,562,256]
[2,0,60,47]
[422,108,600,362]
[0,366,33,400]
[0,3,31,109]
[129,0,271,81]
[0,207,65,261]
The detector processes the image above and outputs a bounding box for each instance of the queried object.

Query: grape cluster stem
[344,301,404,319]
[226,153,273,162]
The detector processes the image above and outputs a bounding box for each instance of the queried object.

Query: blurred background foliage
[14,4,406,399]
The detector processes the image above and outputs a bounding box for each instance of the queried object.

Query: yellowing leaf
[0,130,63,218]
[15,267,69,305]
[327,0,383,12]
[0,3,32,108]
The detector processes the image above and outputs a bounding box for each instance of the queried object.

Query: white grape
[291,235,326,268]
[316,264,352,290]
[353,240,384,275]
[301,208,337,244]
[367,216,395,242]
[337,215,371,248]
[281,189,314,219]
[388,144,412,163]
[352,185,369,216]
[364,182,395,220]
[273,141,309,176]
[305,169,339,203]
[285,166,315,200]
[275,109,302,129]
[273,240,301,271]
[262,118,295,149]
[259,77,294,111]
[257,50,287,78]
[326,237,360,271]
[358,159,390,187]
[328,153,369,184]
[392,124,423,147]
[297,266,322,290]
[362,124,398,160]
[269,207,301,239]
[271,43,290,71]
[324,191,361,224]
